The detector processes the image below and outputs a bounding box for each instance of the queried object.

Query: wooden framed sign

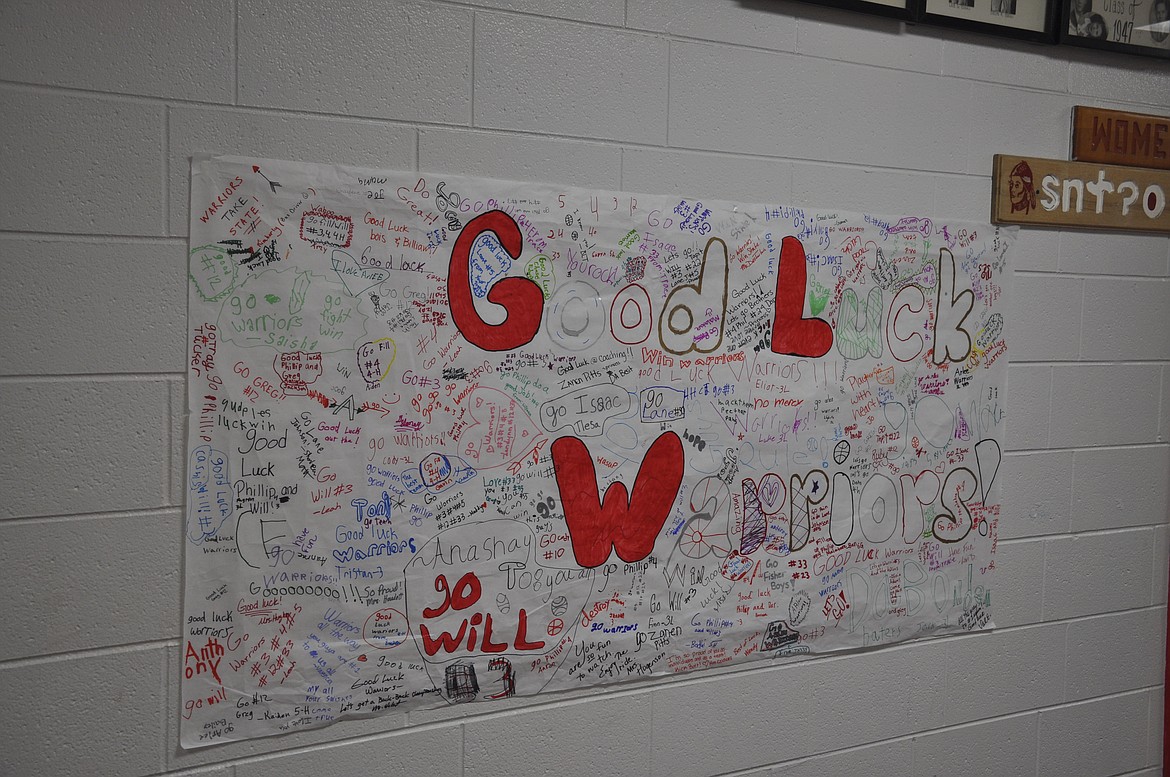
[992,154,1170,233]
[1072,106,1170,170]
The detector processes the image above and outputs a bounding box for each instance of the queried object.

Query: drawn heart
[808,281,830,316]
[331,249,389,297]
[757,472,785,514]
[461,387,542,469]
[911,261,937,288]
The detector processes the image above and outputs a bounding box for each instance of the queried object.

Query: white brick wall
[0,1,1166,774]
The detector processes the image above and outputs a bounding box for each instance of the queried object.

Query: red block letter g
[447,210,544,351]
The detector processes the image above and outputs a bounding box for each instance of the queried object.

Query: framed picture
[917,0,1061,42]
[1060,0,1170,58]
[796,0,918,22]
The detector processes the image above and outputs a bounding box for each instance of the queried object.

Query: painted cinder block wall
[2,1,1168,775]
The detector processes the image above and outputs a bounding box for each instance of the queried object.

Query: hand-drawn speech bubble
[363,608,410,650]
[189,244,238,302]
[887,216,934,238]
[540,385,633,437]
[399,452,477,495]
[976,312,1004,349]
[470,231,513,298]
[274,351,323,394]
[404,519,595,699]
[218,267,368,353]
[187,445,232,544]
[357,338,397,385]
[300,207,353,248]
[524,254,556,299]
[639,386,685,423]
[461,387,543,468]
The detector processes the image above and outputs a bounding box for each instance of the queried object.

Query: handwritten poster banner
[183,155,1011,747]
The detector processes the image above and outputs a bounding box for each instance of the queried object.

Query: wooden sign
[992,154,1170,234]
[1072,106,1170,171]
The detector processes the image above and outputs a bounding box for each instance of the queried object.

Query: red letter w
[551,432,684,568]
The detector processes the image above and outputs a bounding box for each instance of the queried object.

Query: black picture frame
[1059,0,1170,58]
[916,0,1061,42]
[794,0,919,22]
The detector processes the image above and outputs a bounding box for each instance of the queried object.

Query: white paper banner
[182,155,1011,747]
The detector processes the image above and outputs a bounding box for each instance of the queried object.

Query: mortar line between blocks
[0,638,178,669]
[461,720,467,776]
[1076,278,1086,360]
[1010,359,1169,367]
[0,372,181,384]
[1158,366,1168,444]
[0,506,182,526]
[0,230,187,243]
[469,10,476,129]
[233,0,240,105]
[168,378,176,507]
[158,642,170,773]
[1033,700,1043,777]
[665,38,671,148]
[163,106,171,236]
[1005,441,1170,454]
[1044,365,1054,449]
